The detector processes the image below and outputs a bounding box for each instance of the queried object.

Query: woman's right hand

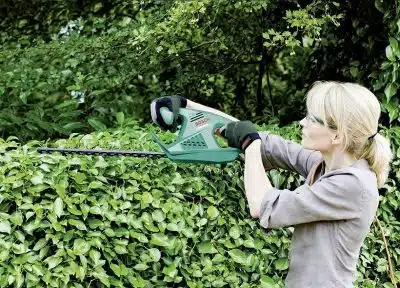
[150,96,188,131]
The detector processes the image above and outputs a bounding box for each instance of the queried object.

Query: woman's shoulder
[321,159,378,199]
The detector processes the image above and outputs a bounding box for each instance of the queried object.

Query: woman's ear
[331,134,342,145]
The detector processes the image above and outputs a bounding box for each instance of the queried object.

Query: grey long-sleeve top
[258,132,379,288]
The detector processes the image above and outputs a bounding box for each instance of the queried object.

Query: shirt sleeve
[258,132,323,179]
[259,171,364,229]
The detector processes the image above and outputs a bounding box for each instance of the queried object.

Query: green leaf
[44,256,62,269]
[274,258,289,270]
[197,218,207,226]
[33,239,47,251]
[198,241,218,254]
[141,192,153,208]
[229,226,241,239]
[384,83,397,102]
[120,17,132,27]
[110,263,121,276]
[386,45,395,61]
[114,245,128,254]
[0,250,9,261]
[260,275,276,288]
[63,122,85,131]
[152,210,165,222]
[206,206,219,219]
[350,67,358,78]
[92,270,110,287]
[182,227,194,238]
[116,112,125,126]
[130,232,148,243]
[66,84,81,91]
[31,264,44,277]
[89,206,102,215]
[10,212,23,226]
[389,37,399,56]
[134,263,149,271]
[54,197,64,218]
[212,280,227,287]
[88,118,107,131]
[0,221,11,234]
[30,171,44,185]
[149,248,161,262]
[162,263,178,278]
[150,234,170,247]
[68,219,87,231]
[166,223,180,232]
[104,228,115,237]
[171,173,185,185]
[228,249,250,266]
[89,249,101,265]
[18,19,28,28]
[73,239,91,256]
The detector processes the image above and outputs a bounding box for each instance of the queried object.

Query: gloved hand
[219,120,261,151]
[151,96,187,131]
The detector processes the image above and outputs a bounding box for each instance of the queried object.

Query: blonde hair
[305,81,393,188]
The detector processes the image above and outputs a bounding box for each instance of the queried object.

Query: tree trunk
[266,54,275,117]
[256,48,266,116]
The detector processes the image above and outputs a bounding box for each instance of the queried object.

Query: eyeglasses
[305,113,337,130]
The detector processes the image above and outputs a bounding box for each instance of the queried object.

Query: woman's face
[299,113,337,153]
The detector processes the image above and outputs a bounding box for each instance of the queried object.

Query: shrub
[0,120,399,287]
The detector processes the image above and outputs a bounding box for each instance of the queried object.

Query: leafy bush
[0,120,399,287]
[0,0,345,142]
[0,34,158,141]
[1,0,399,143]
[0,120,291,287]
[1,1,400,285]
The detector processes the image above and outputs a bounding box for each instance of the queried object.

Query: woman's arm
[245,139,365,228]
[258,132,323,178]
[244,140,273,218]
[186,100,239,122]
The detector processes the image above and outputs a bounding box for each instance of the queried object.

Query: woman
[151,81,393,288]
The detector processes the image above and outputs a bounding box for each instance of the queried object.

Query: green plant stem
[374,216,397,287]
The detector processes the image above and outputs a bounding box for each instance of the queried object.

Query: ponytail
[360,133,393,188]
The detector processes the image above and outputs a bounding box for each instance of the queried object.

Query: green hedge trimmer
[38,107,241,164]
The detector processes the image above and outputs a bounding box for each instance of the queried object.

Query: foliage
[370,0,400,125]
[0,119,399,287]
[0,0,344,141]
[0,34,155,141]
[0,1,399,141]
[1,1,400,286]
[0,120,295,288]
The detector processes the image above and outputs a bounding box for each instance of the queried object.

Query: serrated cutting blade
[37,147,166,158]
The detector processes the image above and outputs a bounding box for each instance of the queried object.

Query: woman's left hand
[219,120,261,151]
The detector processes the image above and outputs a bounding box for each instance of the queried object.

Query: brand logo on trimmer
[195,118,210,127]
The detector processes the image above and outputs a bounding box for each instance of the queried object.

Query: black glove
[220,121,261,151]
[150,96,187,131]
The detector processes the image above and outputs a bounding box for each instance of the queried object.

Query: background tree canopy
[0,0,400,287]
[0,0,398,140]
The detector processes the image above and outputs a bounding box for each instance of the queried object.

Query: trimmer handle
[150,97,184,132]
[159,107,174,126]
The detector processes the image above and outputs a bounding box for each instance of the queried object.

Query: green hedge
[0,120,399,287]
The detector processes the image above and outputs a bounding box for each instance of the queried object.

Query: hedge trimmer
[38,107,241,164]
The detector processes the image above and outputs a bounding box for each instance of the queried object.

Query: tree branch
[374,216,398,287]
